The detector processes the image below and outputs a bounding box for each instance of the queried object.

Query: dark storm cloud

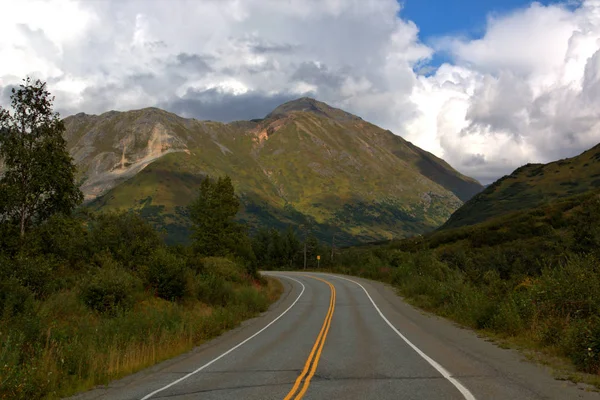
[160,88,300,122]
[251,43,297,54]
[291,62,345,89]
[463,153,486,167]
[172,53,214,73]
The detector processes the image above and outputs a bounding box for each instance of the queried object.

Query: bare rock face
[65,109,190,200]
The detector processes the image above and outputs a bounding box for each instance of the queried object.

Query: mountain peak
[265,97,361,122]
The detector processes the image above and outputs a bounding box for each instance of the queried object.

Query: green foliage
[87,212,163,271]
[80,264,141,315]
[565,317,600,374]
[443,144,600,230]
[252,225,302,268]
[189,175,242,256]
[202,257,247,283]
[146,248,187,301]
[333,190,600,380]
[195,274,235,307]
[0,159,270,400]
[11,254,57,298]
[26,213,89,268]
[0,209,274,399]
[0,279,34,319]
[0,77,83,238]
[75,99,482,246]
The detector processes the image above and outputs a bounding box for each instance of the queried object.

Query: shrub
[202,257,246,283]
[87,212,163,271]
[533,255,600,319]
[80,264,140,315]
[564,317,600,374]
[146,248,187,301]
[12,254,57,298]
[234,286,269,313]
[26,214,88,268]
[196,274,235,307]
[0,279,35,319]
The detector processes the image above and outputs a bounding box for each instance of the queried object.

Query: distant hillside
[64,98,483,244]
[441,144,600,229]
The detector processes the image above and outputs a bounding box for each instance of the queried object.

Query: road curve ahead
[69,273,598,400]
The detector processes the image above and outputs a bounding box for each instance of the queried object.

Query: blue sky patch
[400,0,575,68]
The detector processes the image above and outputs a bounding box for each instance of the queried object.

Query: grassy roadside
[310,251,600,391]
[0,274,282,400]
[307,191,600,388]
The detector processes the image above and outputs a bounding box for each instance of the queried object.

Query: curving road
[69,272,598,400]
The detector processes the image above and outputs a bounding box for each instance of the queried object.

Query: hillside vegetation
[0,212,280,400]
[0,80,281,400]
[327,188,600,381]
[443,143,600,229]
[64,98,482,245]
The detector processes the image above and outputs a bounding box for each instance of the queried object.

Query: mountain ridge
[442,143,600,229]
[64,97,483,244]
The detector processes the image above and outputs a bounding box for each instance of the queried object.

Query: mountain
[64,97,482,244]
[442,143,600,229]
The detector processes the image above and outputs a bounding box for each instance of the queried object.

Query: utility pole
[303,240,307,270]
[301,224,307,270]
[331,232,336,262]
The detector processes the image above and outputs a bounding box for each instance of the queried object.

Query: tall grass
[0,274,281,400]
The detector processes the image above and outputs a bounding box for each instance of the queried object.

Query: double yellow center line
[284,275,336,400]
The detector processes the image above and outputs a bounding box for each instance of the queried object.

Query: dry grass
[0,278,283,400]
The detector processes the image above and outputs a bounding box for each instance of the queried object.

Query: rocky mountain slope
[64,98,482,244]
[442,143,600,229]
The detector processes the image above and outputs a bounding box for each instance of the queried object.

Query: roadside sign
[317,255,320,260]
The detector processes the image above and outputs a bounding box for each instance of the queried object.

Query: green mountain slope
[442,144,600,229]
[64,98,483,244]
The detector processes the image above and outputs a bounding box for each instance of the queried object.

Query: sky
[1,0,600,184]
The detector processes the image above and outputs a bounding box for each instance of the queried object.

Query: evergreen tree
[188,175,249,258]
[0,78,83,238]
[282,225,301,268]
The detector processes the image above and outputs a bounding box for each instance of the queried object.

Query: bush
[88,212,163,271]
[146,248,187,301]
[202,257,247,283]
[195,274,235,307]
[80,263,141,315]
[533,255,600,319]
[0,279,35,319]
[12,254,57,298]
[564,317,600,374]
[26,214,89,268]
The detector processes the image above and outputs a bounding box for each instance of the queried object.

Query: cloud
[160,88,298,122]
[405,0,600,182]
[3,0,600,183]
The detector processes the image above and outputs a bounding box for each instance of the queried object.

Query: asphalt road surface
[69,272,599,400]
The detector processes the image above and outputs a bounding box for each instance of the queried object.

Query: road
[69,272,598,400]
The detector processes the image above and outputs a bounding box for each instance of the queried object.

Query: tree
[282,225,301,268]
[188,175,245,257]
[305,234,320,268]
[0,78,83,238]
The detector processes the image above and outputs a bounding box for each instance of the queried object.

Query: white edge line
[324,273,476,400]
[140,275,305,400]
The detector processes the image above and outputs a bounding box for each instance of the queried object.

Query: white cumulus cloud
[2,0,600,183]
